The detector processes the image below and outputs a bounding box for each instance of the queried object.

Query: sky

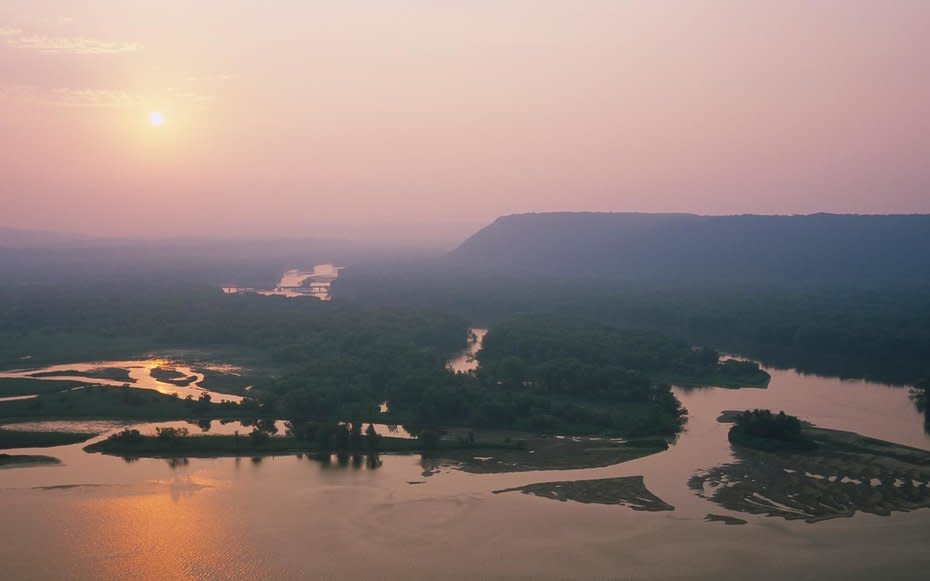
[1,1,929,239]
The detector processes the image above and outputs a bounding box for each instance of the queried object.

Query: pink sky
[1,1,929,238]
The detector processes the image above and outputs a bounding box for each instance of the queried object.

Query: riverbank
[84,432,519,458]
[0,453,60,468]
[0,429,94,449]
[655,368,771,388]
[82,428,670,475]
[0,385,253,421]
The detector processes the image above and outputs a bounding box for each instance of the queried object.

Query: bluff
[448,212,930,286]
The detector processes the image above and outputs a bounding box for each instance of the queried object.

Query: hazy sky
[2,1,929,238]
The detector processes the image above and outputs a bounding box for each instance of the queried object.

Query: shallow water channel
[0,359,245,403]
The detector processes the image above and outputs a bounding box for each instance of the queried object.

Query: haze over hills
[0,227,438,287]
[6,212,930,290]
[0,218,490,286]
[0,220,482,250]
[448,212,930,286]
[0,227,104,249]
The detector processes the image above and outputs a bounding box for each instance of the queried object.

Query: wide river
[2,348,929,579]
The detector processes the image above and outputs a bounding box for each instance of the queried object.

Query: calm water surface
[2,354,929,579]
[446,328,487,374]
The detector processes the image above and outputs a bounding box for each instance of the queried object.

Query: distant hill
[0,227,101,249]
[448,213,930,286]
[0,228,436,286]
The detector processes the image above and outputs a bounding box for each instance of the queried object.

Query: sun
[149,111,165,126]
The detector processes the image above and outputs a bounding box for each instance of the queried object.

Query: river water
[446,328,487,373]
[2,342,929,578]
[0,359,245,403]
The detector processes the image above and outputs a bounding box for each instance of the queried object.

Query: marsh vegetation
[0,453,60,468]
[0,428,94,449]
[494,475,674,511]
[692,419,930,522]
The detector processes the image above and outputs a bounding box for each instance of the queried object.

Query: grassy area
[539,399,674,437]
[804,426,930,464]
[0,429,94,449]
[705,514,747,525]
[32,367,134,382]
[434,429,668,473]
[0,385,251,421]
[87,434,310,456]
[84,432,517,458]
[150,367,199,386]
[0,378,86,397]
[0,453,61,467]
[493,475,674,511]
[728,429,816,451]
[196,369,258,395]
[65,422,670,474]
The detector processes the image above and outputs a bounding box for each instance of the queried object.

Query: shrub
[108,428,144,444]
[729,409,816,451]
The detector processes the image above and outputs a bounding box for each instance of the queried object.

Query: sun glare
[149,111,165,126]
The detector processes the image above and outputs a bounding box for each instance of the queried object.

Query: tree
[729,409,815,450]
[365,423,381,454]
[155,426,189,446]
[194,392,212,413]
[314,423,336,455]
[915,378,930,432]
[350,421,363,453]
[334,423,350,462]
[418,428,441,452]
[249,427,269,445]
[109,428,143,444]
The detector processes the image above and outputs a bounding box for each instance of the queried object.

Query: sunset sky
[2,1,929,238]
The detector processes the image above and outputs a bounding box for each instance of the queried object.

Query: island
[0,453,60,468]
[726,409,817,451]
[690,409,930,522]
[494,475,674,511]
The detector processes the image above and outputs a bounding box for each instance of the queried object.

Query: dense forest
[0,283,467,370]
[477,315,767,390]
[0,284,693,436]
[4,210,929,436]
[337,273,930,385]
[265,315,703,436]
[336,212,930,385]
[5,212,930,387]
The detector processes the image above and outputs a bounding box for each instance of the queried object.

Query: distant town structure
[223,264,340,301]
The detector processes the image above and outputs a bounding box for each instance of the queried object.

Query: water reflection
[446,328,487,373]
[0,394,40,403]
[166,457,190,470]
[0,359,245,403]
[908,381,930,434]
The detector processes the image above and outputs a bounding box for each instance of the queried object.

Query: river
[1,334,929,579]
[0,359,245,403]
